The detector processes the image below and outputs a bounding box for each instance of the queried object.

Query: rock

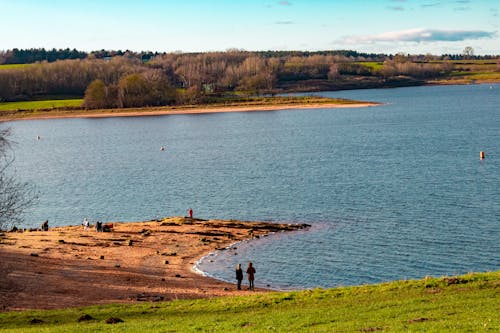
[164,260,169,264]
[444,277,460,285]
[77,314,95,322]
[408,317,430,323]
[105,317,124,324]
[30,253,39,257]
[115,264,121,268]
[100,255,104,260]
[58,239,65,244]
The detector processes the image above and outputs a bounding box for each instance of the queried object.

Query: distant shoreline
[1,102,379,122]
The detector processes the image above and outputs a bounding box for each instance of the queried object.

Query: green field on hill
[0,271,498,332]
[0,99,83,111]
[0,64,33,70]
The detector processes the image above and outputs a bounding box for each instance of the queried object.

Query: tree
[463,46,474,59]
[0,128,37,229]
[83,79,110,109]
[117,74,149,108]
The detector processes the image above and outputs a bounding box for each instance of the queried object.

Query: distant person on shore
[188,208,193,219]
[82,218,89,230]
[235,264,243,290]
[246,262,256,290]
[95,221,103,232]
[41,220,49,231]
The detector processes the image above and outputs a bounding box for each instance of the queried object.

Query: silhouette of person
[246,262,256,290]
[41,220,49,231]
[235,264,243,290]
[188,208,193,219]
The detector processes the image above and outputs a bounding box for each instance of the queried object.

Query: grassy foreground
[0,271,498,332]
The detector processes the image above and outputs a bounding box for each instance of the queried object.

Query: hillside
[0,271,498,332]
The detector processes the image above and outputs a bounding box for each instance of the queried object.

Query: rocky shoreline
[0,216,309,311]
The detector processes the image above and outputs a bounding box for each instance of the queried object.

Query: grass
[449,71,500,80]
[0,64,33,70]
[0,99,83,111]
[0,271,498,332]
[357,61,384,71]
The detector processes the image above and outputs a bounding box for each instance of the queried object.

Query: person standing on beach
[41,220,49,231]
[246,262,256,290]
[188,208,193,219]
[235,264,243,290]
[82,218,89,230]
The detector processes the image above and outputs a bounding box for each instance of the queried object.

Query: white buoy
[480,151,485,160]
[160,146,165,151]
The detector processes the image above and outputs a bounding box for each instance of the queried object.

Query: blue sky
[1,0,498,55]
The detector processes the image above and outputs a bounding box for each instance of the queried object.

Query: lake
[5,84,500,289]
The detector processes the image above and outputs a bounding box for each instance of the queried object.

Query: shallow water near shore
[6,84,500,289]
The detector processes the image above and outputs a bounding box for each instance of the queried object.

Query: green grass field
[0,99,83,111]
[448,71,500,80]
[357,61,384,71]
[0,271,498,332]
[0,63,33,70]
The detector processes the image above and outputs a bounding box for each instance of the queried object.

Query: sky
[0,0,498,55]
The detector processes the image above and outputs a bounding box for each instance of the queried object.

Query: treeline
[0,51,460,106]
[0,48,387,65]
[0,48,87,64]
[2,48,499,65]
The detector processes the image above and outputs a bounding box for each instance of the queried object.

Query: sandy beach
[0,216,309,311]
[1,102,378,122]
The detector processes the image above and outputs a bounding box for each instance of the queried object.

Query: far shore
[0,101,379,122]
[0,216,309,311]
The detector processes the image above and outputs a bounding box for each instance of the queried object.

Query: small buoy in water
[480,151,485,160]
[160,146,165,151]
[36,135,40,140]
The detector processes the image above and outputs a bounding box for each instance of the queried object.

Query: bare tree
[0,128,37,230]
[463,46,474,59]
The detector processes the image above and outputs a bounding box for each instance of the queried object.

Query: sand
[0,216,309,311]
[1,102,378,122]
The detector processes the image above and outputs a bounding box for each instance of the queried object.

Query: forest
[0,48,499,109]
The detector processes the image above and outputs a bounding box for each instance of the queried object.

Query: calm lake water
[5,84,500,289]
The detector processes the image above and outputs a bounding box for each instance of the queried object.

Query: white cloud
[341,28,495,44]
